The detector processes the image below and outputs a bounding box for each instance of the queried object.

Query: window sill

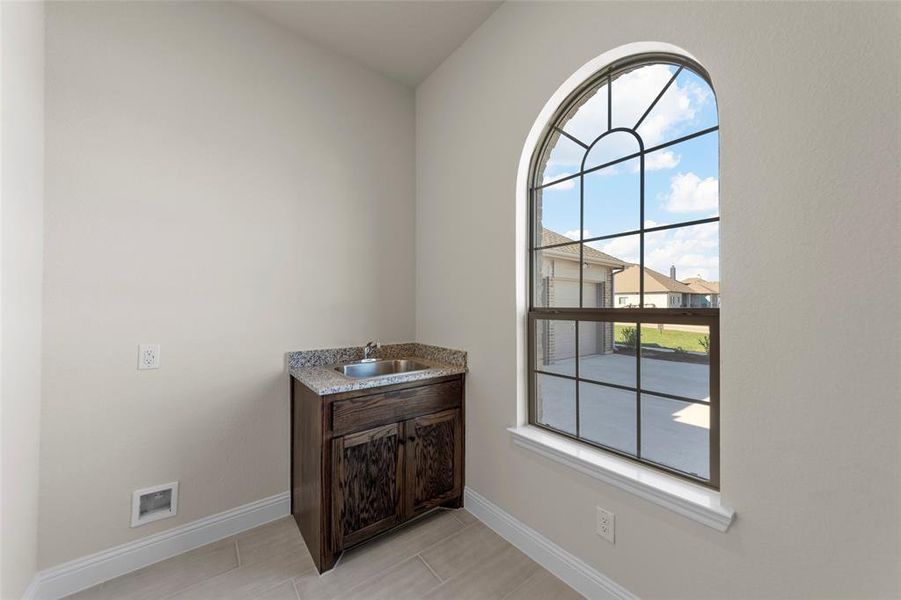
[508,425,735,531]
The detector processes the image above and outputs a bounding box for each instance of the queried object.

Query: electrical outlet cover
[131,481,178,527]
[138,344,160,370]
[596,506,615,543]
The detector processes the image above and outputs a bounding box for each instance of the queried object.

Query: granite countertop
[288,342,467,395]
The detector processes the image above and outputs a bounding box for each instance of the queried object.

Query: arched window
[528,54,720,487]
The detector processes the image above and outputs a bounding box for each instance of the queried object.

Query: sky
[537,64,720,282]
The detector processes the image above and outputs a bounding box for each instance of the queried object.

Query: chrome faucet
[362,341,380,362]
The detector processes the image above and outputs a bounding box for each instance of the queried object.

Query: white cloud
[622,65,709,147]
[598,221,719,280]
[562,229,589,241]
[598,235,640,265]
[583,132,641,171]
[663,172,718,213]
[646,222,719,280]
[641,150,681,171]
[543,164,619,191]
[592,165,620,177]
[543,172,576,190]
[555,65,710,172]
[689,83,713,108]
[561,86,609,148]
[630,67,703,147]
[563,65,698,145]
[544,136,585,170]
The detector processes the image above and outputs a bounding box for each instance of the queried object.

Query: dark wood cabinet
[291,374,465,573]
[405,409,462,517]
[333,422,405,548]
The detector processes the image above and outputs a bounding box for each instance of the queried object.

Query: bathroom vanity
[288,343,466,573]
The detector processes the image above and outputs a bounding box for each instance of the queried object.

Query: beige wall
[1,1,45,597]
[416,2,901,597]
[40,1,415,568]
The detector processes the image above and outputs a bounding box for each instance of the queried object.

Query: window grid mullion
[529,187,534,310]
[534,125,719,192]
[537,369,710,405]
[576,169,585,438]
[606,73,612,131]
[637,144,646,460]
[532,216,720,254]
[634,66,683,130]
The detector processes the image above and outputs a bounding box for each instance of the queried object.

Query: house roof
[613,265,696,294]
[684,277,720,294]
[539,228,626,268]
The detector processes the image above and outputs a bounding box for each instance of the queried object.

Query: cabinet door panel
[333,423,403,548]
[405,409,462,516]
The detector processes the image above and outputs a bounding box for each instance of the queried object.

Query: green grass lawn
[614,324,709,353]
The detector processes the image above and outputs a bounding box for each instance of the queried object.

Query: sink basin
[336,359,430,379]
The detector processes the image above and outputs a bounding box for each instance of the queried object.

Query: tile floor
[65,509,583,600]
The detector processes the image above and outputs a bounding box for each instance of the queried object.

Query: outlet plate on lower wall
[138,344,160,370]
[596,506,615,543]
[131,482,178,527]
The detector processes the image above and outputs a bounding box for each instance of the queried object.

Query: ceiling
[242,1,503,87]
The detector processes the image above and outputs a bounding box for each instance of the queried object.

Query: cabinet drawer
[331,379,462,436]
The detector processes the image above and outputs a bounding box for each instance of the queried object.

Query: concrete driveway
[536,352,710,479]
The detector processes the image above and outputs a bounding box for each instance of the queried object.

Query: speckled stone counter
[288,343,467,395]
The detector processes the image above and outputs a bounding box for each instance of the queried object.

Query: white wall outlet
[131,481,178,527]
[596,506,615,543]
[138,344,160,370]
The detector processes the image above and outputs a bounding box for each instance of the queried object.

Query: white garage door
[550,280,602,360]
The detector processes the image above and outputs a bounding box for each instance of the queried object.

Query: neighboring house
[684,277,721,307]
[537,233,721,367]
[535,228,626,364]
[613,264,710,308]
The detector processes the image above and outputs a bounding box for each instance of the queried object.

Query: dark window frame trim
[527,53,721,489]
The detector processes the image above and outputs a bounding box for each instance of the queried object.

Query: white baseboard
[26,487,625,600]
[28,491,290,600]
[21,577,40,600]
[463,487,636,600]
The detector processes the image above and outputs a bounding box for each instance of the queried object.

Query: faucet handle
[363,340,380,360]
